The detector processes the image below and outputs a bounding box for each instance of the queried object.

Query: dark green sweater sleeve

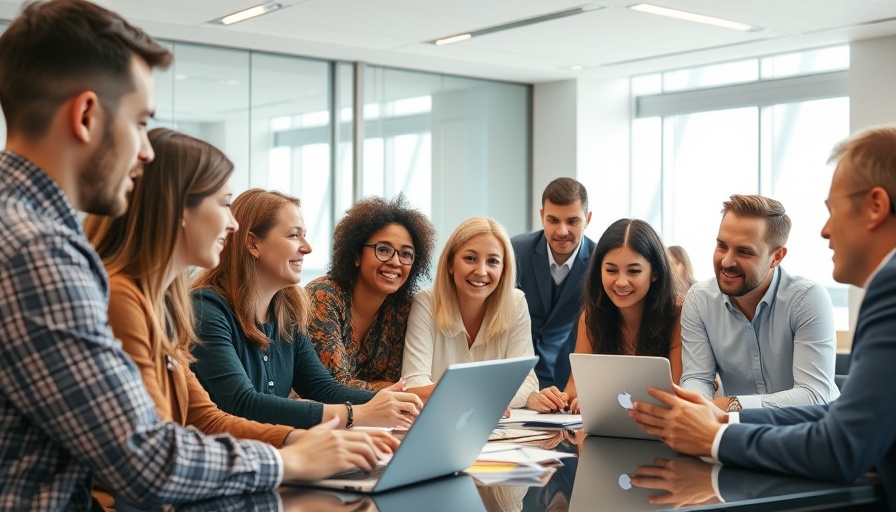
[190,289,328,429]
[291,330,374,406]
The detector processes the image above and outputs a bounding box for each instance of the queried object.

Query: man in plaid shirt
[0,1,385,510]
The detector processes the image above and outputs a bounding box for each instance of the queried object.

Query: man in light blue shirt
[679,194,839,411]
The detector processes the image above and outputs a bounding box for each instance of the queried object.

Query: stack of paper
[467,443,576,485]
[498,408,583,429]
[489,428,557,443]
[466,460,548,485]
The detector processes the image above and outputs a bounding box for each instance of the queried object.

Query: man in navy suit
[631,124,896,508]
[511,178,595,394]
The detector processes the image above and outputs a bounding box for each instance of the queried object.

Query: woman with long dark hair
[528,219,682,413]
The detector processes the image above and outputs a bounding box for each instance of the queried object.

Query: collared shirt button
[263,355,268,362]
[268,380,274,387]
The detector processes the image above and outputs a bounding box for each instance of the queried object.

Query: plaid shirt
[0,151,282,511]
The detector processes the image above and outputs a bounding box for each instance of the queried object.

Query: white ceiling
[3,0,895,83]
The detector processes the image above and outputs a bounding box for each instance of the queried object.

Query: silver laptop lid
[569,354,673,440]
[373,355,538,491]
[304,356,538,492]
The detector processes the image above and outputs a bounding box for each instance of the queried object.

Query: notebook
[569,435,678,512]
[569,354,673,440]
[288,356,538,492]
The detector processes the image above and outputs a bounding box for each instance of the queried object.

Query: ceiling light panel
[430,3,605,45]
[212,2,285,26]
[629,3,760,32]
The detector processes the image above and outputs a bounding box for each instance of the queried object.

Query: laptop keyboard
[328,463,388,480]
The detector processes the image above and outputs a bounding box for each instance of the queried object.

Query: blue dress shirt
[680,267,839,408]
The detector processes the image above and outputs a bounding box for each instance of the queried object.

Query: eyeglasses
[363,242,415,265]
[824,189,871,212]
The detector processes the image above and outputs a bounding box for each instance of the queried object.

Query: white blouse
[401,288,539,408]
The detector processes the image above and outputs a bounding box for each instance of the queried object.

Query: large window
[632,47,850,328]
[363,67,531,253]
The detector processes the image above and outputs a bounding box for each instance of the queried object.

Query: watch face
[727,397,742,412]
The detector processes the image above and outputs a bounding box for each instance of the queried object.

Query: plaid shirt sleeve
[0,229,282,508]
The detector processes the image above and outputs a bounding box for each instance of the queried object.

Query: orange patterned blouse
[306,276,410,390]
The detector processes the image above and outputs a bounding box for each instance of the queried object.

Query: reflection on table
[116,429,883,511]
[569,435,883,512]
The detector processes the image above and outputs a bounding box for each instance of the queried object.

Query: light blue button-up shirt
[680,267,840,408]
[546,238,582,285]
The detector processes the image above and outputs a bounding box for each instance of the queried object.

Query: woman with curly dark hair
[528,219,682,413]
[307,194,437,390]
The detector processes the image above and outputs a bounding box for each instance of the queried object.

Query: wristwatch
[726,396,743,412]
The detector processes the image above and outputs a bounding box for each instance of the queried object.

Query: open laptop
[288,356,538,493]
[569,354,673,440]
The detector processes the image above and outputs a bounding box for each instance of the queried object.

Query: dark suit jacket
[511,230,595,390]
[719,252,896,508]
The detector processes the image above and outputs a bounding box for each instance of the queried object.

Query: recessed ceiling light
[435,34,473,46]
[629,3,759,32]
[212,2,285,26]
[431,3,605,46]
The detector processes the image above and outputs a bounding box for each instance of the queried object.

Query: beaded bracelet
[344,401,354,428]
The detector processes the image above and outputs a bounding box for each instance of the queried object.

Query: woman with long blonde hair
[401,217,538,407]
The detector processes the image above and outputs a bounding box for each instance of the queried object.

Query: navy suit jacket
[719,252,896,507]
[511,230,595,390]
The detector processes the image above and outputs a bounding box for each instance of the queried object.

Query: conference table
[131,429,884,511]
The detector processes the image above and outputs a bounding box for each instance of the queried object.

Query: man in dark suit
[511,178,595,393]
[631,124,896,509]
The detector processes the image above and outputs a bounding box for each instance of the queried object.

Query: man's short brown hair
[721,194,792,250]
[542,177,588,212]
[0,0,172,138]
[829,125,896,215]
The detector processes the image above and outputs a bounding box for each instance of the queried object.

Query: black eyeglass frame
[363,242,416,266]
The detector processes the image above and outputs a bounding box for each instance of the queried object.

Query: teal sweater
[191,288,373,428]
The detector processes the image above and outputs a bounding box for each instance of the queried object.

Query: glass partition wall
[153,42,531,281]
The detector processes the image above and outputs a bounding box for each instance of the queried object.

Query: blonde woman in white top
[401,217,539,409]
